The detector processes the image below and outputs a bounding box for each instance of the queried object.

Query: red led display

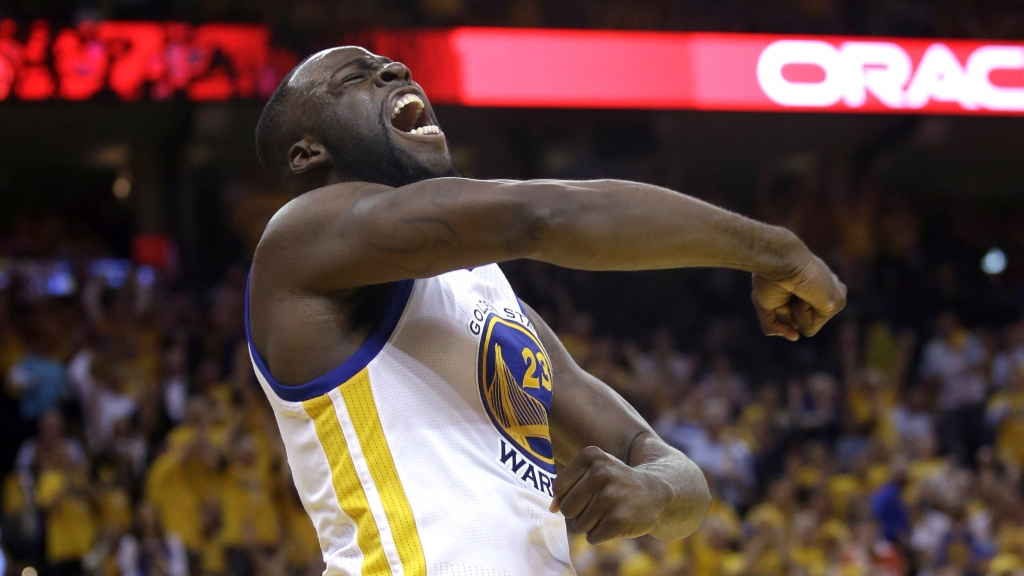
[0,20,297,101]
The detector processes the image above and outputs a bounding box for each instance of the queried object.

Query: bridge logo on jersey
[477,312,556,484]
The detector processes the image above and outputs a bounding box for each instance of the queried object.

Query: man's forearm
[627,432,711,541]
[526,179,808,277]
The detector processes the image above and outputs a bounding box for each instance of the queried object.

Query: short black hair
[254,55,317,185]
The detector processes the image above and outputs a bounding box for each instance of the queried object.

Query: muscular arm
[525,302,710,542]
[259,177,800,287]
[255,177,844,339]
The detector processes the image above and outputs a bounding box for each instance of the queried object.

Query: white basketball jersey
[246,264,576,576]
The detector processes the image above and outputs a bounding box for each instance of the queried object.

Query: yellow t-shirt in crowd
[618,551,659,576]
[791,544,828,576]
[746,502,787,530]
[0,330,25,377]
[145,448,221,551]
[219,464,280,547]
[707,499,741,538]
[284,497,321,569]
[863,322,899,373]
[98,487,133,535]
[828,474,865,519]
[36,470,97,563]
[867,464,891,491]
[989,552,1023,575]
[796,465,824,490]
[748,549,785,576]
[999,523,1024,557]
[904,458,947,504]
[3,473,24,515]
[200,530,227,576]
[690,533,732,576]
[989,391,1024,465]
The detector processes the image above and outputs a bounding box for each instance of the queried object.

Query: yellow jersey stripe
[341,369,428,576]
[303,393,392,575]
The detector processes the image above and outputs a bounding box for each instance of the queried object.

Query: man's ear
[288,137,332,174]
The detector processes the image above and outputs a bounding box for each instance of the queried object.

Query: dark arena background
[3,2,1024,576]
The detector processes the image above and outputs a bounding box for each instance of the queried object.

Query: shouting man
[246,47,846,575]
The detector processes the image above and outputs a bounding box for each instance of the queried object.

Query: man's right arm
[256,177,845,338]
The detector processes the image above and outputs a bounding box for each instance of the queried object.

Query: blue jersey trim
[245,274,415,403]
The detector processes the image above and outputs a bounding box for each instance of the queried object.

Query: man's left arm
[521,302,711,544]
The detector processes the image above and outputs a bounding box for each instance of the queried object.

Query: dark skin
[250,46,847,544]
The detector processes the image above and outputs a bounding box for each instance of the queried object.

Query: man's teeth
[391,93,424,118]
[409,125,442,135]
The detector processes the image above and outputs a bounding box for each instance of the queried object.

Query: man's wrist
[635,464,676,515]
[748,225,810,280]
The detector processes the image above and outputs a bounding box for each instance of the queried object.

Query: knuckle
[580,446,603,463]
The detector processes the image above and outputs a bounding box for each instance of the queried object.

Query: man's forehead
[288,46,380,85]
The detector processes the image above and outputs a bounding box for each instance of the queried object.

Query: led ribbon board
[360,28,1024,115]
[3,22,1024,114]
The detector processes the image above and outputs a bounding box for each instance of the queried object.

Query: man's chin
[391,142,455,183]
[398,159,457,185]
[344,132,454,187]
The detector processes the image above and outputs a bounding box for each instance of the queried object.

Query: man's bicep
[258,178,548,293]
[521,302,652,465]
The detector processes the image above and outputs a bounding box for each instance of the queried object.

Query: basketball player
[247,47,846,575]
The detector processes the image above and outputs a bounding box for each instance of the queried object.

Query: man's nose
[374,62,411,86]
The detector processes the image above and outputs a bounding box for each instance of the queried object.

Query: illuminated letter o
[757,40,843,107]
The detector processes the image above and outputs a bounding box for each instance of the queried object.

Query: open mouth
[390,93,442,136]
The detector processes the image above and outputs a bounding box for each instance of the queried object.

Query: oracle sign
[358,29,1024,115]
[756,40,1024,112]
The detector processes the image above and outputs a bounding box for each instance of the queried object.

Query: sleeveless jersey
[245,264,576,576]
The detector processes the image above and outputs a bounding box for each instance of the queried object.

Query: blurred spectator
[986,365,1024,468]
[144,400,225,572]
[921,312,988,466]
[68,347,138,455]
[159,345,189,426]
[36,449,96,576]
[7,331,69,421]
[658,396,754,507]
[870,455,911,544]
[116,502,188,576]
[221,434,280,576]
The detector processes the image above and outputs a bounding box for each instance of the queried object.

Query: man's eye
[343,73,365,84]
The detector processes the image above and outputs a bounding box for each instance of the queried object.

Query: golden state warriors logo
[477,310,556,482]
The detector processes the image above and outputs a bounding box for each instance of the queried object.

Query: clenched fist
[551,446,673,544]
[752,252,847,341]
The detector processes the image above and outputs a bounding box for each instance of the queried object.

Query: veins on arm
[342,180,470,274]
[362,216,461,274]
[340,178,539,278]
